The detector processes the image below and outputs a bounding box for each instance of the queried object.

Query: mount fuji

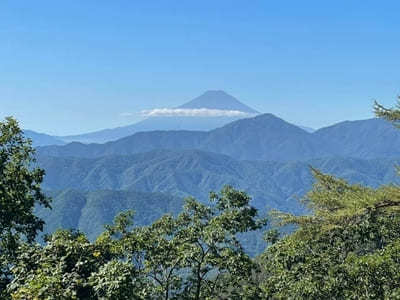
[178,90,258,113]
[60,91,260,144]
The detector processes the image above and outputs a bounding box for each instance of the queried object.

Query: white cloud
[140,108,253,118]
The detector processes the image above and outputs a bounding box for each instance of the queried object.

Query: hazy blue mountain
[38,114,332,161]
[59,118,214,144]
[24,130,65,147]
[36,189,183,240]
[59,126,138,144]
[200,114,329,161]
[40,130,207,158]
[314,118,400,158]
[59,91,259,144]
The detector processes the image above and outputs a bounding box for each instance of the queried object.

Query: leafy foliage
[9,187,265,299]
[259,169,400,299]
[0,117,51,296]
[106,186,266,299]
[8,230,138,299]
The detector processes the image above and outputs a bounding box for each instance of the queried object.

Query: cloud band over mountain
[140,108,254,118]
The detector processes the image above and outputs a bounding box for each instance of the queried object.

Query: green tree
[102,210,175,299]
[8,229,141,300]
[111,186,266,299]
[176,187,265,299]
[0,117,51,296]
[374,96,400,126]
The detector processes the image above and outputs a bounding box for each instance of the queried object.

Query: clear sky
[0,1,399,135]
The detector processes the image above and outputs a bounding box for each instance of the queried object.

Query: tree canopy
[0,117,51,297]
[7,187,265,299]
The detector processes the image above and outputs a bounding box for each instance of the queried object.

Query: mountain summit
[59,91,260,144]
[179,90,259,113]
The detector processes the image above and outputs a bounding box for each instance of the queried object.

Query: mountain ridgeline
[24,130,65,147]
[37,114,400,162]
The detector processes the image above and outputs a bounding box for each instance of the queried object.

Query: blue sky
[0,1,399,135]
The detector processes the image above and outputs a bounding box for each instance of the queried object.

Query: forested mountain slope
[37,150,400,215]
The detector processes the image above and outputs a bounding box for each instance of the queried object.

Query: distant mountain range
[37,114,400,162]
